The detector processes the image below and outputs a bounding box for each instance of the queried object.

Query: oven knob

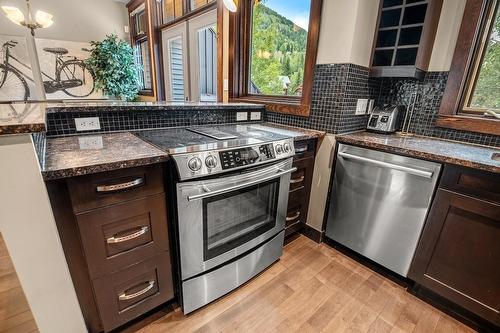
[284,143,292,153]
[188,157,202,172]
[275,144,283,155]
[205,155,218,169]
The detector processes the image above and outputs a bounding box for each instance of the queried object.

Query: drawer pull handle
[290,176,305,184]
[96,178,144,193]
[286,211,301,222]
[107,226,149,244]
[295,147,308,153]
[118,280,155,301]
[289,185,305,194]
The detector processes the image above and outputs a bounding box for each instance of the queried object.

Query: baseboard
[410,285,499,333]
[300,224,323,243]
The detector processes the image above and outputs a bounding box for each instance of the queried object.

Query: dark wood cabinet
[285,139,317,237]
[370,0,443,79]
[409,166,500,328]
[47,164,174,333]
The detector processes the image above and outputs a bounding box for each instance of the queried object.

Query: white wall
[316,0,380,66]
[0,134,87,333]
[0,0,129,42]
[428,0,466,71]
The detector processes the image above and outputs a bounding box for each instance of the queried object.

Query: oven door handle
[187,167,297,201]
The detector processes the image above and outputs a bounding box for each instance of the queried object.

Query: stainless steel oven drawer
[182,230,285,314]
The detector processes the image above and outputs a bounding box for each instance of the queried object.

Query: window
[157,0,215,25]
[135,40,153,91]
[462,3,499,114]
[229,0,322,116]
[129,2,155,96]
[437,0,499,135]
[249,0,310,97]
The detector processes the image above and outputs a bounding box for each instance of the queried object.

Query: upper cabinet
[370,0,443,79]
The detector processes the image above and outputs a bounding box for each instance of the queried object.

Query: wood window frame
[128,0,222,101]
[128,0,158,98]
[436,0,499,136]
[228,0,323,117]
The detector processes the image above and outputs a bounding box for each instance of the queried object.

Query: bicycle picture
[0,38,96,101]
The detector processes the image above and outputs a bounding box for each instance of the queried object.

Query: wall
[316,0,380,66]
[0,0,129,42]
[0,134,87,333]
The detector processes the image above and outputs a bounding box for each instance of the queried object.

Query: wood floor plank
[139,236,477,333]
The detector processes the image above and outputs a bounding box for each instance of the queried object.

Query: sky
[263,0,311,31]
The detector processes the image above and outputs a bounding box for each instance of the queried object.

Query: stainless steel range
[137,124,296,313]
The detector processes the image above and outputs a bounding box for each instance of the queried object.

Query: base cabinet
[409,166,500,328]
[285,139,316,237]
[47,164,174,332]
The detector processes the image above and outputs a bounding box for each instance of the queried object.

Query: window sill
[230,96,310,117]
[436,115,500,136]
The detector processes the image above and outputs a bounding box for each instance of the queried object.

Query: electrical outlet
[78,136,103,150]
[75,117,101,131]
[355,99,368,115]
[223,79,229,91]
[250,112,261,120]
[236,112,248,121]
[367,99,375,114]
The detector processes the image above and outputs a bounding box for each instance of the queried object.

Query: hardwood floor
[0,233,38,333]
[136,235,476,333]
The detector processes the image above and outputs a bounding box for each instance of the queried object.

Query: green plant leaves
[85,34,141,101]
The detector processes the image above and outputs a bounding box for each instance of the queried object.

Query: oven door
[176,158,294,280]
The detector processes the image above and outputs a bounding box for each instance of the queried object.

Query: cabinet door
[409,189,500,325]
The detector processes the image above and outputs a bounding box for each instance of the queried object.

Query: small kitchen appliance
[367,105,406,133]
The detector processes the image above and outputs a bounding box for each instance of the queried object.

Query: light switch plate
[355,99,368,115]
[75,117,101,131]
[236,112,248,121]
[250,112,261,120]
[223,79,229,91]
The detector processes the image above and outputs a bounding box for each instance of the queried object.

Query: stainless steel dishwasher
[325,143,442,276]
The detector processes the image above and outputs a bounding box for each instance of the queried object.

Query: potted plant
[85,35,140,101]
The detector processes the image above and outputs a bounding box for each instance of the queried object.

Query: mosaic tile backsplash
[370,72,499,147]
[268,63,499,147]
[267,63,370,134]
[45,107,263,137]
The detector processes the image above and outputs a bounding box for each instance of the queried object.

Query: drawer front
[76,194,169,278]
[93,253,174,332]
[440,165,500,203]
[67,164,164,213]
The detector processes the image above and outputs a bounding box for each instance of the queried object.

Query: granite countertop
[41,132,169,180]
[46,101,266,113]
[39,122,325,180]
[0,103,46,135]
[335,132,500,173]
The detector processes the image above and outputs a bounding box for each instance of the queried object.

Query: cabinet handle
[295,147,308,154]
[118,280,155,301]
[290,176,305,184]
[96,178,144,193]
[107,226,149,244]
[289,186,305,194]
[286,211,301,222]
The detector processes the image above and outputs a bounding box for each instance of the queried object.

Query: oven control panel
[172,139,295,180]
[219,143,276,170]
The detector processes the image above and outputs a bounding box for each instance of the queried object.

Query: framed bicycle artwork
[0,35,39,102]
[35,38,105,100]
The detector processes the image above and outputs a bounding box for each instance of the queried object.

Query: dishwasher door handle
[338,151,434,179]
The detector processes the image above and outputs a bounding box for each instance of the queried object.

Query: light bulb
[223,0,237,12]
[1,6,25,25]
[35,10,53,28]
